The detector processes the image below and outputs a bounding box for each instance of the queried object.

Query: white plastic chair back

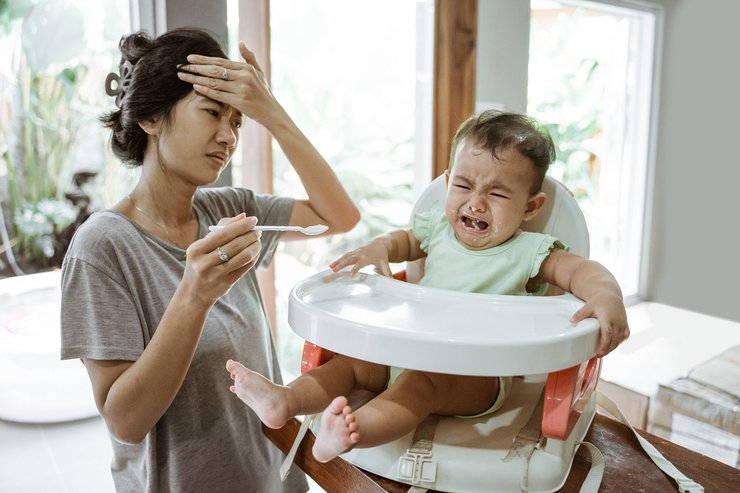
[404,174,589,283]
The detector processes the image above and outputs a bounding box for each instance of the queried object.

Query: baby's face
[445,139,541,250]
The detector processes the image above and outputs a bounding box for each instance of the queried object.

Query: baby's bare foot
[312,396,360,463]
[226,359,295,429]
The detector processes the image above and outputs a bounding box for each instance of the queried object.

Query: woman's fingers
[185,45,263,73]
[177,68,252,97]
[210,232,262,270]
[177,60,244,96]
[204,215,255,247]
[239,41,264,74]
[184,53,242,70]
[181,43,264,83]
[177,70,225,91]
[187,215,260,270]
[218,213,246,227]
[217,235,262,273]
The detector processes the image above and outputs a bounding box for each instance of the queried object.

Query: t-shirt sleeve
[61,246,145,362]
[412,207,439,253]
[248,192,294,268]
[528,235,568,296]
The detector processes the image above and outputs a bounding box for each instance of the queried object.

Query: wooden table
[264,413,739,492]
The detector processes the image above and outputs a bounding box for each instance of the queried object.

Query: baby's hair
[449,110,556,194]
[100,27,227,166]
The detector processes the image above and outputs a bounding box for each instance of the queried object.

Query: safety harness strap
[595,391,704,493]
[280,413,317,481]
[503,388,546,492]
[504,387,604,493]
[577,441,605,493]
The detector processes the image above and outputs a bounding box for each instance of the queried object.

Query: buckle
[397,449,437,485]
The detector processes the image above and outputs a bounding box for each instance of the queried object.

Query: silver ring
[217,246,230,263]
[221,68,228,80]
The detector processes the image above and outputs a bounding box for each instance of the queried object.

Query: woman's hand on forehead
[177,41,278,125]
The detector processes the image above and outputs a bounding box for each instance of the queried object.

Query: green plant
[528,8,606,220]
[0,0,88,268]
[12,197,76,262]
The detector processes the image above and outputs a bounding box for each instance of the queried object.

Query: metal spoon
[208,224,328,235]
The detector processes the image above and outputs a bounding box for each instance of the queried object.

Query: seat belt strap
[577,441,605,493]
[595,391,704,493]
[503,388,546,492]
[279,413,317,481]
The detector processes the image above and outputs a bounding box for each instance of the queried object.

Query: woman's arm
[266,112,360,240]
[83,287,210,444]
[83,216,261,444]
[178,42,360,240]
[537,248,630,357]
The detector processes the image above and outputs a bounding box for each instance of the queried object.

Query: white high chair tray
[289,269,599,376]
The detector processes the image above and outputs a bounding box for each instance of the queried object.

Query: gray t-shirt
[61,187,307,493]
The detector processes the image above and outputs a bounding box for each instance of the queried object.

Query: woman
[60,28,359,492]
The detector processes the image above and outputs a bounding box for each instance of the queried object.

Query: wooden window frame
[433,0,478,177]
[239,0,477,331]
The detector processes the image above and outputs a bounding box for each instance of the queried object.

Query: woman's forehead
[187,92,242,118]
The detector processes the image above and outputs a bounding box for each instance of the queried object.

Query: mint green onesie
[414,204,566,296]
[387,204,567,418]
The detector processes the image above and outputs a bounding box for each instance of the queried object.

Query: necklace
[127,195,186,249]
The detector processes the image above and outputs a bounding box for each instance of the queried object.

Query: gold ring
[217,246,230,262]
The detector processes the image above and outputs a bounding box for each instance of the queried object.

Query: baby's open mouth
[461,214,489,232]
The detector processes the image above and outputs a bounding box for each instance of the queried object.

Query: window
[528,0,660,301]
[232,0,656,378]
[268,0,435,378]
[0,0,133,272]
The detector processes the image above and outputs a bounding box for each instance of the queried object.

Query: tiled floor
[0,416,115,492]
[0,415,325,492]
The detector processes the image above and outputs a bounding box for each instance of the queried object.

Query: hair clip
[104,59,134,108]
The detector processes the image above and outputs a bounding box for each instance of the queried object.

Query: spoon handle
[253,225,299,232]
[208,225,300,232]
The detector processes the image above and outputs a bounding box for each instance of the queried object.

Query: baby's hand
[570,290,630,357]
[329,239,393,277]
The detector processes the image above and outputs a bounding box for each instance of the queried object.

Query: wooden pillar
[239,0,277,333]
[432,0,478,178]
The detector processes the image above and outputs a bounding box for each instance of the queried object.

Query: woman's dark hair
[101,28,227,165]
[449,110,556,194]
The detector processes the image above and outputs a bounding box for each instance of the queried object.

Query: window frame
[156,0,663,310]
[237,0,478,330]
[530,0,664,303]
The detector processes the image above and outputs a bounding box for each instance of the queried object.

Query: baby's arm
[537,249,629,356]
[330,229,425,277]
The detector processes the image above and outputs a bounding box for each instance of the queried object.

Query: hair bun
[119,31,154,64]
